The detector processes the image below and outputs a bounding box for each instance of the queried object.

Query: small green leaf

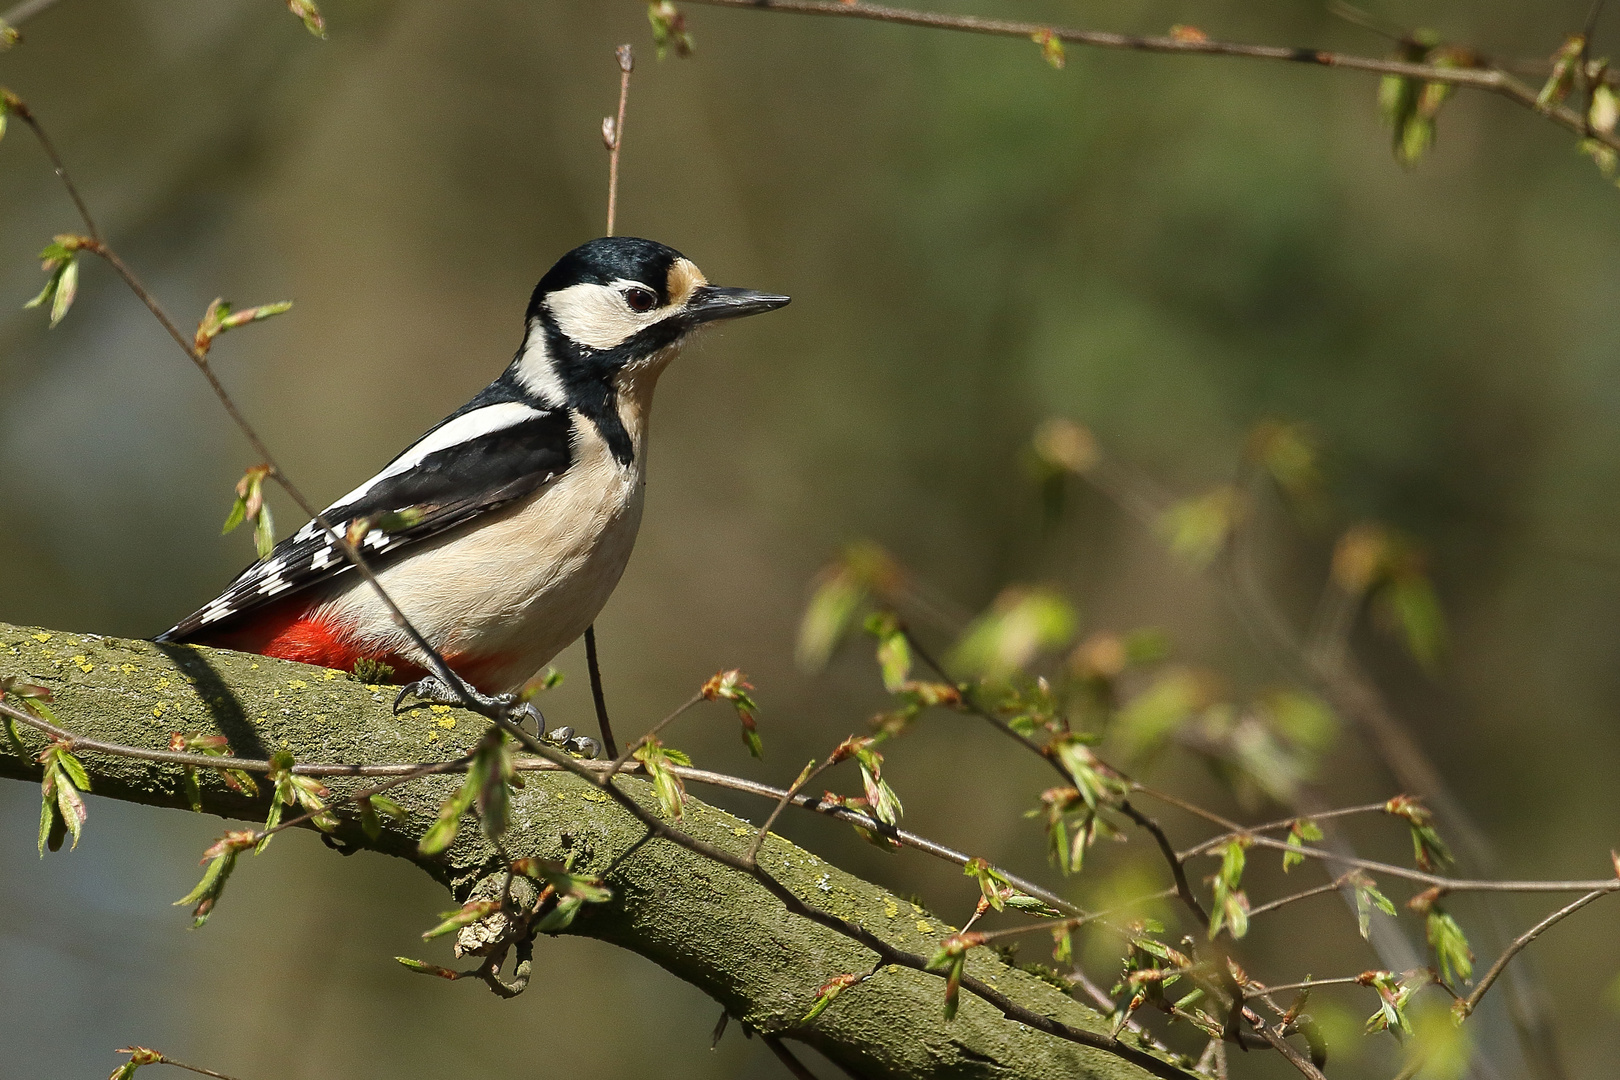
[286,0,327,38]
[1352,873,1397,940]
[1157,487,1243,568]
[1208,839,1251,940]
[221,496,247,535]
[422,900,498,940]
[962,857,1012,911]
[418,771,477,856]
[1427,907,1474,987]
[1388,572,1447,669]
[1030,28,1064,69]
[950,587,1077,680]
[1047,736,1123,811]
[359,792,409,842]
[37,784,54,856]
[635,738,687,819]
[866,612,913,692]
[49,258,78,326]
[796,542,902,670]
[701,669,763,758]
[53,745,91,793]
[925,934,983,1021]
[1282,818,1323,872]
[802,973,861,1023]
[1245,420,1323,507]
[533,894,585,933]
[174,831,255,928]
[1110,668,1211,761]
[1538,35,1584,108]
[253,503,276,559]
[1385,795,1452,870]
[395,956,460,979]
[647,1,693,59]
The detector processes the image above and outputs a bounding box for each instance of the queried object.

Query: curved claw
[393,681,424,715]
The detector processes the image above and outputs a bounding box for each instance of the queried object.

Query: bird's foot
[542,725,601,760]
[392,677,599,757]
[393,675,544,734]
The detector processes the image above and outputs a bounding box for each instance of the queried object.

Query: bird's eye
[623,287,657,313]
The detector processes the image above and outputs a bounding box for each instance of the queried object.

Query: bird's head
[512,237,789,405]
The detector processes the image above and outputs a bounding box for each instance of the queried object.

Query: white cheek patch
[512,321,568,406]
[544,281,677,350]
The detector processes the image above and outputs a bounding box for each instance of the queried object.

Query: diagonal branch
[0,620,1185,1080]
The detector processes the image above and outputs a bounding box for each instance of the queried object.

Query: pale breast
[314,411,647,691]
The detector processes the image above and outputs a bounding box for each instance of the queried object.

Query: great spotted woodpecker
[158,237,789,719]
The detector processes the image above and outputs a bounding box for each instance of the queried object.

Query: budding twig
[603,43,634,236]
[684,0,1620,154]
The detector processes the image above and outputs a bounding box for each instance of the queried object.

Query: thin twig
[604,44,633,237]
[604,691,704,779]
[1242,976,1363,999]
[1177,803,1387,861]
[114,1050,244,1080]
[1459,889,1612,1017]
[685,0,1620,154]
[1,697,1086,918]
[8,103,102,243]
[1245,877,1351,919]
[746,757,834,863]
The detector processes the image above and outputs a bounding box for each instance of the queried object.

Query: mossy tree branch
[0,620,1179,1080]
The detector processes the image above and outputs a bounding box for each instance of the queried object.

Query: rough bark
[0,620,1178,1080]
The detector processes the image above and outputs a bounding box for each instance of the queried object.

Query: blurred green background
[2,1,1618,1077]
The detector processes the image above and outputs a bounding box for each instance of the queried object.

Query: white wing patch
[326,401,548,512]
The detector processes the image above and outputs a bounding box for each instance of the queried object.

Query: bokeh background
[2,1,1617,1077]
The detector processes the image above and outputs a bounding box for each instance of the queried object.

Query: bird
[157,237,789,726]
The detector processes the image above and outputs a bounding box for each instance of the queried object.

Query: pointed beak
[684,285,791,324]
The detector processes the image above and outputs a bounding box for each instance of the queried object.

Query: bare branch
[684,0,1620,153]
[1459,889,1612,1018]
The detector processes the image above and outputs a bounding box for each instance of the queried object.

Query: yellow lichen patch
[916,921,934,935]
[71,655,93,673]
[884,898,899,919]
[436,717,456,730]
[120,664,137,675]
[152,704,167,718]
[579,789,609,803]
[322,669,342,680]
[732,826,750,837]
[32,632,51,643]
[429,704,451,714]
[287,679,308,690]
[155,678,171,691]
[425,731,440,742]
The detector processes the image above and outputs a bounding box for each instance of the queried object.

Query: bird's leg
[392,676,599,757]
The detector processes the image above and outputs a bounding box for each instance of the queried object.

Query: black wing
[159,402,574,641]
